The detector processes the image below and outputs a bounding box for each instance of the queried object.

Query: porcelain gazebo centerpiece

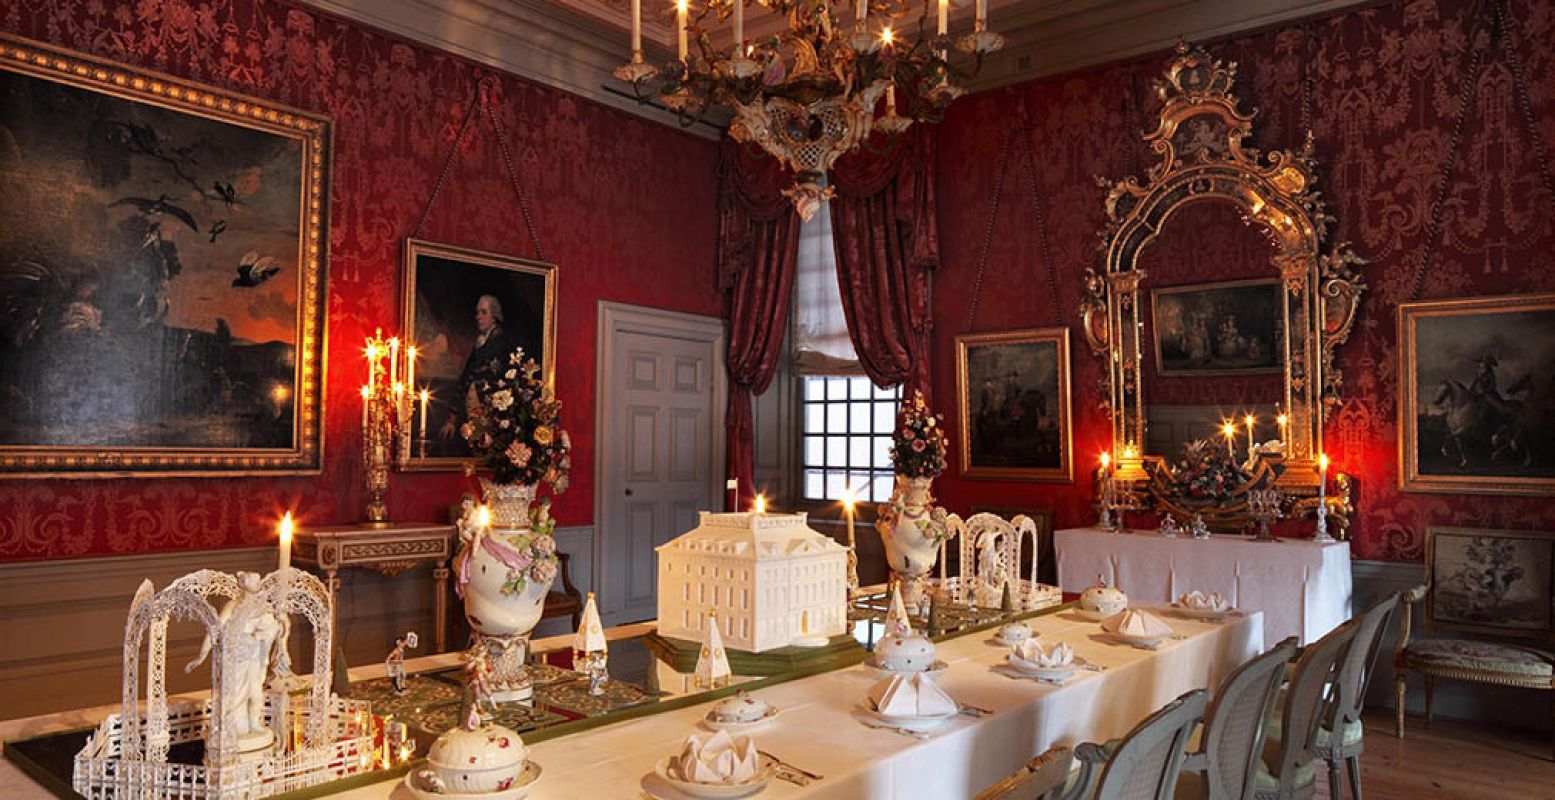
[454,348,572,705]
[876,391,953,613]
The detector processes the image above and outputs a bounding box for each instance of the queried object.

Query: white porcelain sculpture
[75,567,375,799]
[657,511,848,653]
[575,592,609,696]
[455,487,558,703]
[695,612,733,687]
[1079,577,1129,620]
[876,475,955,612]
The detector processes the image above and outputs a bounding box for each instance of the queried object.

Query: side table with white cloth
[1055,526,1351,644]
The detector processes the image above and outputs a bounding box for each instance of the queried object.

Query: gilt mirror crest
[1080,43,1366,533]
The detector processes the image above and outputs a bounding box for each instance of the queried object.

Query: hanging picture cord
[410,74,547,262]
[1405,0,1551,301]
[960,115,1062,333]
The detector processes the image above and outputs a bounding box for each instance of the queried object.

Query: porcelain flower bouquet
[460,348,572,491]
[887,390,948,479]
[1168,438,1248,505]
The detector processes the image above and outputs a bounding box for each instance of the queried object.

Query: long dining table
[0,609,1261,800]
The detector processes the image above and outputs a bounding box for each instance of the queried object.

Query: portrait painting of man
[956,328,1072,481]
[401,239,556,469]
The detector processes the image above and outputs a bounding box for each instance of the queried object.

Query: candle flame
[1099,452,1111,468]
[841,487,856,510]
[420,388,430,402]
[1244,414,1256,426]
[408,346,417,359]
[476,504,491,528]
[279,511,294,543]
[753,494,767,514]
[365,343,377,359]
[1222,421,1236,438]
[1277,413,1288,426]
[393,382,405,395]
[1319,453,1329,470]
[676,0,687,11]
[1123,443,1137,458]
[360,385,371,399]
[880,26,895,46]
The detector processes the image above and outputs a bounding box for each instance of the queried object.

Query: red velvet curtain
[828,128,940,401]
[718,143,799,509]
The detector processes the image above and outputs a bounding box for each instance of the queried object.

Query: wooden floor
[1318,710,1555,799]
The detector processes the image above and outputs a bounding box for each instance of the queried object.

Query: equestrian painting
[955,328,1072,482]
[1400,295,1555,495]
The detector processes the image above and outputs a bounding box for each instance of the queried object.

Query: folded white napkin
[1177,591,1229,611]
[868,673,958,717]
[1103,608,1173,639]
[673,729,759,785]
[1012,639,1074,668]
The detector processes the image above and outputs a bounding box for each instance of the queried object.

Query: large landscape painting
[0,36,329,476]
[1400,294,1555,495]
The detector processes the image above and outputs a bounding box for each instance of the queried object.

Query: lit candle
[389,338,399,385]
[406,346,417,393]
[842,488,856,548]
[1099,451,1111,473]
[880,25,894,49]
[419,389,430,435]
[477,504,491,530]
[975,0,987,30]
[1318,452,1329,493]
[1222,421,1236,460]
[360,385,370,430]
[1277,412,1289,442]
[753,494,767,515]
[366,342,377,393]
[856,0,866,25]
[676,0,688,62]
[278,511,293,572]
[937,0,948,36]
[733,0,743,48]
[1244,414,1257,455]
[630,0,642,53]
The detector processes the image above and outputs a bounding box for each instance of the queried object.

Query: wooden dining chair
[974,745,1074,800]
[1064,689,1207,800]
[1176,637,1299,800]
[1311,592,1400,799]
[1255,619,1357,800]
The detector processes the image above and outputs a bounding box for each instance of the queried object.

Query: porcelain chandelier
[615,0,1003,220]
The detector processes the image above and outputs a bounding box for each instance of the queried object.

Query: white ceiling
[302,0,1368,139]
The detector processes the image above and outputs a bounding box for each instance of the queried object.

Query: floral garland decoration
[460,348,572,490]
[888,390,947,479]
[1169,439,1249,505]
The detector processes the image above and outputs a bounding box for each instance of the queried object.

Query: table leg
[433,560,450,653]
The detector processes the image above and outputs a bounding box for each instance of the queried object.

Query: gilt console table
[292,522,458,653]
[1055,526,1351,645]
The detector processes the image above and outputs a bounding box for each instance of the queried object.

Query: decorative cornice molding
[301,0,1369,137]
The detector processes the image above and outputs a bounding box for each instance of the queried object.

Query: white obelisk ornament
[575,592,607,653]
[695,611,732,687]
[885,583,913,636]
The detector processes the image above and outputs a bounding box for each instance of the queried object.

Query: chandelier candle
[630,0,641,52]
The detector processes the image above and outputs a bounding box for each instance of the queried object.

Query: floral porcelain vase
[875,475,952,613]
[456,479,559,702]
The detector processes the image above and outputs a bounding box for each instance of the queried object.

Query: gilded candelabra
[360,329,432,525]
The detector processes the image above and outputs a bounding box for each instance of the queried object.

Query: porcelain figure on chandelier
[876,476,952,609]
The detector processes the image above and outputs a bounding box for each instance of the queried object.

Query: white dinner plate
[1005,652,1086,682]
[403,761,542,800]
[653,754,777,799]
[858,700,959,731]
[701,704,780,733]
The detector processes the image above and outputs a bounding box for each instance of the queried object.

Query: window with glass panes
[800,376,901,503]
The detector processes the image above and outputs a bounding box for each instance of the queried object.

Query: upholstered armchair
[1393,528,1555,762]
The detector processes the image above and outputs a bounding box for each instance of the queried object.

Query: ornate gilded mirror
[1081,44,1366,534]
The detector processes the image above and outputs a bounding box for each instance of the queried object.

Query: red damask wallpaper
[930,0,1555,562]
[0,0,723,560]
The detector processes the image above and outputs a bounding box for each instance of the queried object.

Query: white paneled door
[597,304,725,627]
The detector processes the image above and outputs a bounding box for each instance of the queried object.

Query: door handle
[624,487,634,497]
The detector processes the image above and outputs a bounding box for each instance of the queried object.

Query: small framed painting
[1427,526,1554,640]
[955,328,1072,482]
[400,239,556,471]
[1399,294,1555,495]
[1151,278,1283,376]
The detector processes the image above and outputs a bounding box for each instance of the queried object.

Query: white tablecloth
[1056,526,1351,645]
[1,613,1261,800]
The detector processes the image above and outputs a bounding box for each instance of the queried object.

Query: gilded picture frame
[956,328,1073,482]
[399,238,557,472]
[1426,526,1554,641]
[1398,293,1555,496]
[0,34,330,477]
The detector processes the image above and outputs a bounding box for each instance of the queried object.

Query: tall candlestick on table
[1314,452,1334,542]
[278,511,294,572]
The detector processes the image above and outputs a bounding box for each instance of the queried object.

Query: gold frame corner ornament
[0,33,331,478]
[1092,43,1367,533]
[954,327,1073,483]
